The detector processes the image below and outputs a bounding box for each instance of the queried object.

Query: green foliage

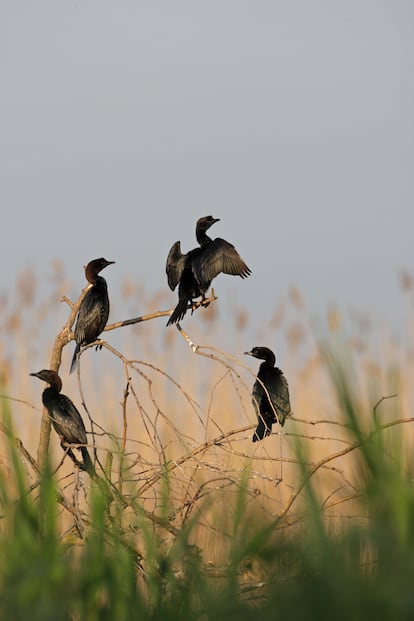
[1,357,414,621]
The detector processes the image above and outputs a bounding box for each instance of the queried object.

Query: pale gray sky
[1,1,413,336]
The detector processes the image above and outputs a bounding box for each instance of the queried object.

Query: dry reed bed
[0,265,413,568]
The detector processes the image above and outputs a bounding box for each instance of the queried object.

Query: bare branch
[103,292,218,332]
[373,393,398,421]
[36,283,92,468]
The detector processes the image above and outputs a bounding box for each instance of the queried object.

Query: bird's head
[196,216,220,232]
[30,369,62,390]
[84,258,115,283]
[244,347,275,363]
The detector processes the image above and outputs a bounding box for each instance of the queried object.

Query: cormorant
[30,369,94,473]
[70,257,114,373]
[166,216,251,326]
[244,347,291,442]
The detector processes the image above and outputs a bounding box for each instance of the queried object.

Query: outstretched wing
[166,241,186,291]
[192,238,251,288]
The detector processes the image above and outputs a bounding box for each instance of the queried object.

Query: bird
[30,369,94,473]
[70,257,115,374]
[244,347,291,442]
[166,216,251,326]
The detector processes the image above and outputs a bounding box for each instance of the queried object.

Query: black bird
[70,257,114,374]
[166,216,251,326]
[244,347,291,442]
[30,369,94,473]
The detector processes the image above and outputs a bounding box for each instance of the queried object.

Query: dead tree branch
[37,284,92,468]
[36,287,217,469]
[103,292,217,332]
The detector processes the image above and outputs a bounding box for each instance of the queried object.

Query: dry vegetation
[0,263,413,586]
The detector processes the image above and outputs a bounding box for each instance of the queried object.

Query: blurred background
[0,6,413,572]
[1,1,413,327]
[1,2,413,453]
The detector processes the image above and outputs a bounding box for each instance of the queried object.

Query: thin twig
[277,415,414,522]
[104,292,218,332]
[136,425,253,495]
[373,393,398,421]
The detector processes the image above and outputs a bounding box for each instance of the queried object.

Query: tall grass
[0,266,413,619]
[0,353,414,619]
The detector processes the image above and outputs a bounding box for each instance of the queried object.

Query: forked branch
[36,286,217,469]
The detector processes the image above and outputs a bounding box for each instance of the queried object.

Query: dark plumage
[70,257,114,374]
[244,347,291,442]
[166,216,251,326]
[30,369,94,473]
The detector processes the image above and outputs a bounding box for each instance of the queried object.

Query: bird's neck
[261,353,275,367]
[87,273,105,286]
[85,266,102,285]
[42,385,60,406]
[196,230,212,246]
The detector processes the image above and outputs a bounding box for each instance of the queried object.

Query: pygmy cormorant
[70,257,115,374]
[166,216,251,325]
[30,369,94,473]
[244,347,291,442]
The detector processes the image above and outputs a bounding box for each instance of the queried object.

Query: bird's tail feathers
[252,418,272,442]
[81,446,95,476]
[70,343,81,374]
[167,299,188,326]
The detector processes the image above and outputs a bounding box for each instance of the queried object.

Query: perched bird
[244,347,291,442]
[166,216,251,326]
[30,369,94,473]
[70,257,115,373]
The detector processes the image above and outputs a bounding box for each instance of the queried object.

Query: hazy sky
[1,1,413,335]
